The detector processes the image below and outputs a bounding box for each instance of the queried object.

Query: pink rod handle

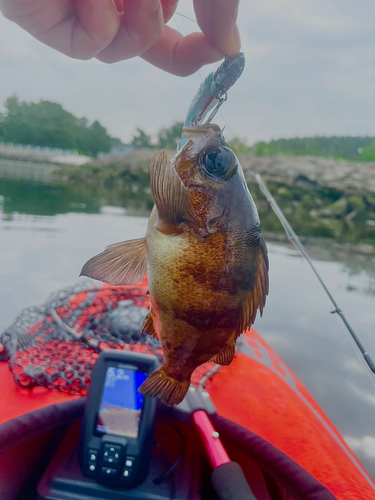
[193,410,230,469]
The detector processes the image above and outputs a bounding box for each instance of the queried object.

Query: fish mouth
[181,124,224,156]
[182,124,221,141]
[180,124,231,158]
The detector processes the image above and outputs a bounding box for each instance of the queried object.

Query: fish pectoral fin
[150,150,189,228]
[80,238,147,285]
[141,312,158,339]
[239,236,269,333]
[210,343,235,366]
[138,368,190,406]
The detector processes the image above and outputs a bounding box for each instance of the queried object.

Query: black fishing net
[0,280,163,395]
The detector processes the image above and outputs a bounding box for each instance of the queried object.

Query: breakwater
[0,143,91,182]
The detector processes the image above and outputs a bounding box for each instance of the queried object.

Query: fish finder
[79,350,159,489]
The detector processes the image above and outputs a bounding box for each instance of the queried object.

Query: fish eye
[200,146,237,180]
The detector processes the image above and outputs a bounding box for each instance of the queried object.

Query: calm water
[1,179,375,478]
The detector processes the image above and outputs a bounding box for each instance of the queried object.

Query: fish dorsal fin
[80,238,147,285]
[150,150,189,226]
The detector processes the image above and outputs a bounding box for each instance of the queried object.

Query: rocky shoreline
[237,153,375,195]
[47,150,375,245]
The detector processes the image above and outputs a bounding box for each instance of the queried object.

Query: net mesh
[0,280,164,396]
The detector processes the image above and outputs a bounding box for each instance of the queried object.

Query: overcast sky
[1,0,375,144]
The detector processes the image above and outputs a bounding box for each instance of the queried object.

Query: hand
[0,0,241,76]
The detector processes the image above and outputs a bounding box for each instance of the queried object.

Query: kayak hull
[1,281,374,500]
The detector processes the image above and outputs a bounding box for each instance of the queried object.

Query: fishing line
[165,7,196,24]
[170,8,182,34]
[255,173,375,389]
[167,6,231,134]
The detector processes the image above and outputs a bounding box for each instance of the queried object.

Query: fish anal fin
[138,368,190,406]
[150,150,189,227]
[141,312,158,339]
[239,236,269,334]
[80,238,147,286]
[210,344,235,366]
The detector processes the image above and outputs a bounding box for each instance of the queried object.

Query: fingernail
[150,0,161,10]
[229,23,241,54]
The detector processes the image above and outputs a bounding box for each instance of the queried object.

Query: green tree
[84,121,111,157]
[252,136,375,160]
[131,128,154,149]
[0,95,112,156]
[158,121,183,150]
[358,141,375,162]
[254,141,269,156]
[228,137,253,154]
[0,111,5,140]
[110,137,124,148]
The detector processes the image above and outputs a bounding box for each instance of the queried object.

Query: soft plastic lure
[181,52,245,147]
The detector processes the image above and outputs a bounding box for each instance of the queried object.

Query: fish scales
[81,123,269,405]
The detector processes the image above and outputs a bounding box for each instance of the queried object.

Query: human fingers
[113,0,124,13]
[0,0,74,34]
[1,0,121,60]
[96,0,164,63]
[161,0,178,23]
[140,25,223,76]
[69,0,121,58]
[1,0,163,62]
[193,0,241,56]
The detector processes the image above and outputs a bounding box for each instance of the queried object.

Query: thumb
[193,0,241,55]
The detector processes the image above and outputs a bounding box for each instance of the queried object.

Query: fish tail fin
[139,368,190,406]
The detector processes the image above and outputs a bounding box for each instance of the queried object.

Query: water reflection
[0,178,100,216]
[256,244,375,476]
[0,177,152,218]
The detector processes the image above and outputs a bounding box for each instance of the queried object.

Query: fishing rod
[255,173,375,374]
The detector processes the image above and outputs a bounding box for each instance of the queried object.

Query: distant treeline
[0,96,120,157]
[131,128,375,162]
[0,95,183,157]
[2,95,375,161]
[252,136,375,161]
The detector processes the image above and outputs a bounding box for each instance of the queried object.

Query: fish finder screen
[96,367,148,438]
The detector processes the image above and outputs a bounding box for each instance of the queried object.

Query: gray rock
[238,153,375,195]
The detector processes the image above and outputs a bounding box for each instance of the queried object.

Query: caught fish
[81,124,269,405]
